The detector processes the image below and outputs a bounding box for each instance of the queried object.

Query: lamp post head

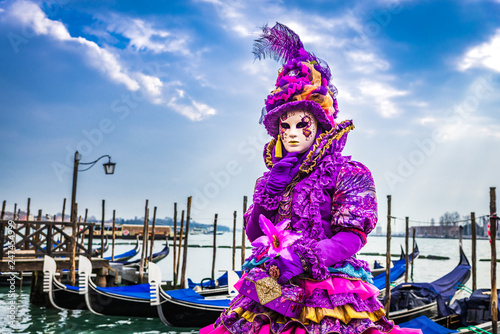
[103,158,116,175]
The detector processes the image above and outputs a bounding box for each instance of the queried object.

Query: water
[1,234,497,333]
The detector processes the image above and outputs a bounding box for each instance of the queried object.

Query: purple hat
[253,23,340,137]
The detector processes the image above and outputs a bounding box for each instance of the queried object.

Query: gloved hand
[317,231,364,267]
[245,204,271,242]
[266,251,304,284]
[265,152,301,195]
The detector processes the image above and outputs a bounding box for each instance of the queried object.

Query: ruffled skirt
[200,274,421,334]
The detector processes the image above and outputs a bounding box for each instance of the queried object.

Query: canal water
[0,234,497,333]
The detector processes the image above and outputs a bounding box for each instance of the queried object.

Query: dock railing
[0,219,94,261]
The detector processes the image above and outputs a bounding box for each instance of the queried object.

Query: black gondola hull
[52,287,88,310]
[87,283,158,318]
[389,302,437,324]
[158,292,225,327]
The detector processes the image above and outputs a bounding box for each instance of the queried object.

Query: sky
[0,0,499,232]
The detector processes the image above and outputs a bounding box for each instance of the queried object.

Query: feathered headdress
[253,23,339,138]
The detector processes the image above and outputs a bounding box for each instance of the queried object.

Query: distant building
[412,225,460,238]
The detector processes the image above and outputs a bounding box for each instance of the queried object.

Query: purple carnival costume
[201,23,421,334]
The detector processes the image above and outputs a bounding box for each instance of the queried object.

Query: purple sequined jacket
[244,120,378,280]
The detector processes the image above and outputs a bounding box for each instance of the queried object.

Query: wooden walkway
[1,219,108,272]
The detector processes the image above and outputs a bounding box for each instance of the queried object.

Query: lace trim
[328,263,374,284]
[301,121,354,174]
[230,304,385,326]
[216,293,395,334]
[291,238,328,280]
[252,174,283,210]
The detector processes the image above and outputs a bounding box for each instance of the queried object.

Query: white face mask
[279,110,318,154]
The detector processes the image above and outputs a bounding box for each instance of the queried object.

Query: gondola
[428,287,500,333]
[386,246,471,324]
[151,265,239,328]
[78,255,160,317]
[188,271,243,297]
[104,237,140,262]
[43,255,87,310]
[91,236,109,257]
[372,244,420,297]
[400,315,500,334]
[116,243,169,266]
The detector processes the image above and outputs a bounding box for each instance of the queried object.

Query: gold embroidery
[231,304,385,325]
[254,276,282,305]
[299,305,385,324]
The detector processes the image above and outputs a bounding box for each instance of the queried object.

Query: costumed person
[201,23,421,334]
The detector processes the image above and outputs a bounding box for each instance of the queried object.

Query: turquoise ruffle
[328,263,374,284]
[242,256,269,270]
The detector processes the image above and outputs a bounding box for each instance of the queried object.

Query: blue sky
[0,0,499,231]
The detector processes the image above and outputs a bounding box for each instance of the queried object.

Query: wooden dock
[0,257,108,272]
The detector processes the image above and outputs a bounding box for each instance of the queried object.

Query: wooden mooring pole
[70,203,78,286]
[405,216,409,283]
[175,210,185,287]
[25,198,31,249]
[101,200,106,258]
[232,210,237,271]
[173,203,178,285]
[149,207,157,262]
[62,198,66,222]
[180,196,192,289]
[385,195,392,316]
[212,213,218,282]
[35,209,42,246]
[111,210,116,261]
[459,226,463,250]
[471,212,477,291]
[241,196,247,266]
[1,200,5,219]
[139,200,149,284]
[490,187,497,334]
[411,228,416,281]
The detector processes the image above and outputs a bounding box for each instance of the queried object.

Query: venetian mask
[279,110,318,154]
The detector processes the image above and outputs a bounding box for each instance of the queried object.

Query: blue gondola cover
[96,283,152,300]
[399,316,458,334]
[167,288,231,307]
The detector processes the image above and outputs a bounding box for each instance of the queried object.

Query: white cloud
[9,0,140,91]
[345,50,390,73]
[458,29,500,72]
[6,0,217,121]
[417,116,437,126]
[105,17,190,55]
[357,80,408,118]
[167,90,216,121]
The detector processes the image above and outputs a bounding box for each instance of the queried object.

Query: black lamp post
[70,151,116,223]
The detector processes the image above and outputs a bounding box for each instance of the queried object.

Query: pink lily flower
[251,215,301,261]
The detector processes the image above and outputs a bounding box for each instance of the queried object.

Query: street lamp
[70,151,116,223]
